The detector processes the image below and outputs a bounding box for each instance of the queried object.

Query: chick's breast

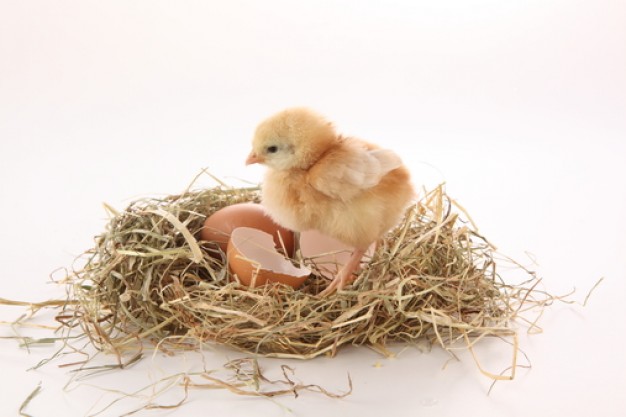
[260,169,326,232]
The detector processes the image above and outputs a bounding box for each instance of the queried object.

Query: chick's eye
[266,145,278,154]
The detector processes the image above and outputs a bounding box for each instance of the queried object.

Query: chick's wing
[308,142,403,201]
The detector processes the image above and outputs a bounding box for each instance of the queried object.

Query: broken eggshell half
[227,227,311,289]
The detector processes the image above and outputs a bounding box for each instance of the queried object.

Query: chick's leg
[319,248,366,296]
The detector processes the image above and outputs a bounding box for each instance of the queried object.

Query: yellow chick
[246,107,415,295]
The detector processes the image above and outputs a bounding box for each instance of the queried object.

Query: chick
[246,107,415,295]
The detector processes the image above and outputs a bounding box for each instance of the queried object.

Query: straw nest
[60,183,539,364]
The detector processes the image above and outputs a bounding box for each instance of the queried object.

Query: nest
[60,183,540,367]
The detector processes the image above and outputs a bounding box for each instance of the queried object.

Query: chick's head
[247,107,337,170]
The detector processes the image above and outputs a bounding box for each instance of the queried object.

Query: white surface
[1,1,625,416]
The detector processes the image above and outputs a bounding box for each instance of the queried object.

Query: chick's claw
[319,270,351,297]
[318,248,365,296]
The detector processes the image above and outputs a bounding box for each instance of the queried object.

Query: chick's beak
[246,152,263,165]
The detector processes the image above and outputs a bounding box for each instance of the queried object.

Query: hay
[57,182,546,371]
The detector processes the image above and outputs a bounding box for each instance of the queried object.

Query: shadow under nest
[62,184,532,361]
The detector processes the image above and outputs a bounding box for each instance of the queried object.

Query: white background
[1,1,625,416]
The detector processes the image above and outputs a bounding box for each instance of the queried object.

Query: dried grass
[51,181,551,375]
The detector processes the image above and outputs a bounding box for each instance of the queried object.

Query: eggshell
[299,230,376,279]
[200,203,295,256]
[227,227,311,288]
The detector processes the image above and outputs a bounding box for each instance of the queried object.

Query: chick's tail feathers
[369,149,403,174]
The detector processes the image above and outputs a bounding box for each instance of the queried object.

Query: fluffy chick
[246,107,415,295]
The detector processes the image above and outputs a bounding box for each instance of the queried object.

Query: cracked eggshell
[201,203,295,257]
[227,227,311,289]
[299,230,376,279]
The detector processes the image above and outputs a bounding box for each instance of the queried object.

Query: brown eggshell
[200,203,295,257]
[227,227,311,288]
[299,230,376,279]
